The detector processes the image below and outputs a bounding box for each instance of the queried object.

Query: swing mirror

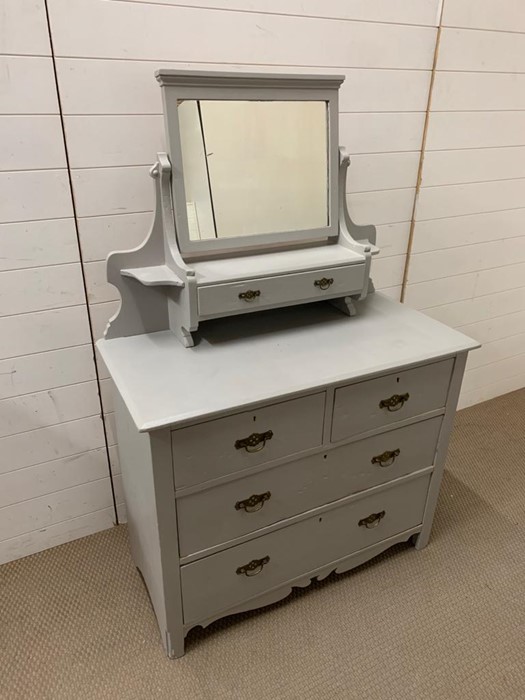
[177,99,329,242]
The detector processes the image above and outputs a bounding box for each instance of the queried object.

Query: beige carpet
[2,390,525,700]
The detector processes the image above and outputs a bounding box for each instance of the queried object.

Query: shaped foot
[330,296,357,317]
[173,325,194,348]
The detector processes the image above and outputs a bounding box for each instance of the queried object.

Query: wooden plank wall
[0,0,120,563]
[404,0,525,408]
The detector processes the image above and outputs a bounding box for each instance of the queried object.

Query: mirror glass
[177,100,329,241]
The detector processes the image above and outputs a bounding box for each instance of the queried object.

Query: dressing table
[98,70,478,658]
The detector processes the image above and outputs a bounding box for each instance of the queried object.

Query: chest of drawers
[98,293,478,658]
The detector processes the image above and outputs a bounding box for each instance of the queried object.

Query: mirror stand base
[176,326,195,348]
[330,296,357,317]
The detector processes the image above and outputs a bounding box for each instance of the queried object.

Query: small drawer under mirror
[197,265,366,318]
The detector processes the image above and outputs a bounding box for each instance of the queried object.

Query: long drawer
[177,416,442,557]
[331,359,454,442]
[198,264,365,318]
[180,472,431,624]
[171,393,325,489]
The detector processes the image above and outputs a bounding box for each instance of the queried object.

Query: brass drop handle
[358,511,386,529]
[235,430,273,453]
[314,277,334,291]
[379,393,409,412]
[235,491,271,512]
[236,556,270,577]
[238,289,261,302]
[371,448,400,468]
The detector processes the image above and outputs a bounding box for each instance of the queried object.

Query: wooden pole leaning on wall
[400,1,446,303]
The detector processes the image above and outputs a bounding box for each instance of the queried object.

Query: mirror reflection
[177,100,329,241]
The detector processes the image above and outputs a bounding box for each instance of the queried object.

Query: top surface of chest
[97,293,478,432]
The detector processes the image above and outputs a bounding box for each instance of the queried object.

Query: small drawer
[197,264,365,318]
[171,393,326,489]
[177,416,441,557]
[331,359,454,442]
[180,472,430,624]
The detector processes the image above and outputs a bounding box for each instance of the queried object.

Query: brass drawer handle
[371,449,400,467]
[238,289,261,302]
[235,491,271,512]
[379,393,409,412]
[235,430,273,453]
[314,277,334,291]
[236,556,270,577]
[358,511,386,529]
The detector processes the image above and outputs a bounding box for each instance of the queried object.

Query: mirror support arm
[104,154,198,347]
[337,147,376,301]
[155,153,199,345]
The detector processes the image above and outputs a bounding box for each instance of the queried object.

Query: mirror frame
[156,70,344,257]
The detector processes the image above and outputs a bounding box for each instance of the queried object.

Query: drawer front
[172,393,325,489]
[181,472,431,623]
[177,416,442,557]
[198,264,365,318]
[331,359,454,442]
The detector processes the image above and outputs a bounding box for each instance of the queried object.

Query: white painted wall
[0,1,121,564]
[404,0,525,408]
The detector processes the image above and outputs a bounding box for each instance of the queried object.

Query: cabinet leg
[173,325,194,348]
[413,531,430,551]
[164,629,185,659]
[330,296,357,317]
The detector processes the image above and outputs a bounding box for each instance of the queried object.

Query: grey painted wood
[105,154,199,347]
[121,265,184,287]
[175,408,446,499]
[100,66,480,658]
[339,147,377,252]
[171,393,325,489]
[103,293,478,657]
[179,466,433,566]
[156,70,343,256]
[331,358,454,442]
[415,352,468,550]
[104,70,379,347]
[180,471,431,624]
[176,416,442,557]
[197,264,366,319]
[113,392,184,658]
[104,169,170,341]
[97,294,478,433]
[185,525,422,634]
[192,245,364,285]
[155,70,346,90]
[104,149,374,347]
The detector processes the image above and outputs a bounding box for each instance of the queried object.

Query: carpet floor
[1,390,525,699]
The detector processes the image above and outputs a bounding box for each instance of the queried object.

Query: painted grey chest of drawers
[98,293,478,658]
